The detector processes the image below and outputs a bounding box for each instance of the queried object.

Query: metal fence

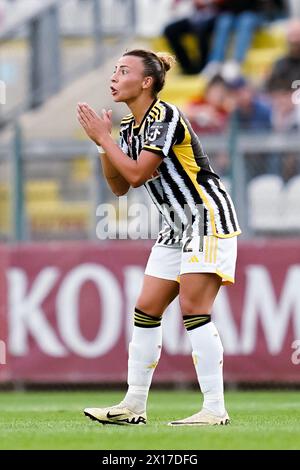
[1,123,299,242]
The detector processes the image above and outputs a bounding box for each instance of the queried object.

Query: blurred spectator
[266,19,300,91]
[228,76,273,179]
[164,0,224,74]
[288,0,300,18]
[271,85,300,180]
[184,74,234,176]
[202,0,264,80]
[266,20,300,130]
[0,1,5,27]
[270,85,300,132]
[185,74,232,132]
[267,79,300,181]
[229,76,272,130]
[264,0,287,20]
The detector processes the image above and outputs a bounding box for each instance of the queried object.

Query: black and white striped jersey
[119,99,241,245]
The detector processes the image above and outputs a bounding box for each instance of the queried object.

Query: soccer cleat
[168,408,230,426]
[84,405,147,426]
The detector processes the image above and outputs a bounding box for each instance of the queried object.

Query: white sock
[186,320,225,416]
[121,315,162,413]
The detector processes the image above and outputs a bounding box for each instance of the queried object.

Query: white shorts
[145,236,238,285]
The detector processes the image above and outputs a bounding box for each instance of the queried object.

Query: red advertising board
[0,240,299,383]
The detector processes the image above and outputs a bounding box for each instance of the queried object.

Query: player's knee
[135,300,162,319]
[179,294,210,316]
[179,294,194,315]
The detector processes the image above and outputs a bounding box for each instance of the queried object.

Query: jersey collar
[133,98,160,133]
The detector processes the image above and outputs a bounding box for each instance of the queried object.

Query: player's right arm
[99,151,130,197]
[97,109,130,196]
[78,106,130,196]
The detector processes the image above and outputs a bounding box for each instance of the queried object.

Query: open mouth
[110,86,118,96]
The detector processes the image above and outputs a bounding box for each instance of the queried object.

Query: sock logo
[134,308,162,328]
[183,314,211,331]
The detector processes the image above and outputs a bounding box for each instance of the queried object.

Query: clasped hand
[77,102,112,145]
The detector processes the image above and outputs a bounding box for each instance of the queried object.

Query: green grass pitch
[0,390,299,450]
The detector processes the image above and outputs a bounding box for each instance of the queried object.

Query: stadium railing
[1,124,299,242]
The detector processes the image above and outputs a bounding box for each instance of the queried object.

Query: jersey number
[182,237,204,253]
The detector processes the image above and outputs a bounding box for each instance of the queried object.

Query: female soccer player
[77,49,240,426]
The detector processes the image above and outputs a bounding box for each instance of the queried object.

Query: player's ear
[142,76,153,90]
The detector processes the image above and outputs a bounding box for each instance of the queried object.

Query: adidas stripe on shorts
[145,235,237,285]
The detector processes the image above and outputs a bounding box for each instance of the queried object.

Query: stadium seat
[0,184,10,234]
[0,203,11,234]
[0,180,61,233]
[0,180,90,238]
[0,180,59,203]
[151,35,206,106]
[243,48,285,81]
[285,176,300,231]
[161,75,206,107]
[252,26,287,50]
[28,201,91,237]
[25,180,60,203]
[151,35,200,67]
[71,157,92,182]
[248,175,283,232]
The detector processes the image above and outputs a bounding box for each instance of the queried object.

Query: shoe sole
[168,418,230,426]
[84,411,146,426]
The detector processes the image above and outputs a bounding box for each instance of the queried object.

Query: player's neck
[127,95,157,126]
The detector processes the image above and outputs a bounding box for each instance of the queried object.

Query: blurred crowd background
[0,0,300,241]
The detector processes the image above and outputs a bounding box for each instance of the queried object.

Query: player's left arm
[96,138,162,187]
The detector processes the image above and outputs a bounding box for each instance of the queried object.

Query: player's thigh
[179,235,237,314]
[179,272,222,315]
[136,275,179,317]
[139,244,181,316]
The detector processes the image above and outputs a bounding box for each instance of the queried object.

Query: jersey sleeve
[143,105,181,158]
[119,128,129,156]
